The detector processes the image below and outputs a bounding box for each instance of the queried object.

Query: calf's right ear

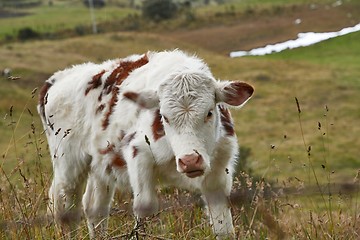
[216,81,254,107]
[123,90,159,109]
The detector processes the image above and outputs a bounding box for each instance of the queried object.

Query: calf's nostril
[196,155,202,165]
[178,158,187,170]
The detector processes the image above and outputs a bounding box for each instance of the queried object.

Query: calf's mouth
[185,170,204,178]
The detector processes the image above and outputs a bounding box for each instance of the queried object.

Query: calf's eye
[205,110,213,122]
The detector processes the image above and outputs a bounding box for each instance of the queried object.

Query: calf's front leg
[203,189,235,239]
[124,143,159,218]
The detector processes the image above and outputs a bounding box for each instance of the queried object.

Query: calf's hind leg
[82,174,115,239]
[48,155,90,236]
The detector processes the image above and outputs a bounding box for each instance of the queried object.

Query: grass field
[0,1,136,41]
[1,0,360,239]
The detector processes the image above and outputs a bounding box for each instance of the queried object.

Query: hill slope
[1,29,359,183]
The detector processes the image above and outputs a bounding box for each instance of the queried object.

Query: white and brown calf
[38,50,254,239]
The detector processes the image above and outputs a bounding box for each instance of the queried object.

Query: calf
[38,50,254,238]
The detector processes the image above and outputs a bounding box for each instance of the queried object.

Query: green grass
[267,30,360,68]
[227,30,360,184]
[197,0,340,16]
[270,30,360,174]
[0,1,137,41]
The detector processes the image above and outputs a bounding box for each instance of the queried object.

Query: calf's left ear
[216,81,254,107]
[123,90,159,109]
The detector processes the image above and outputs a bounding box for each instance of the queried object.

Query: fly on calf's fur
[38,50,254,239]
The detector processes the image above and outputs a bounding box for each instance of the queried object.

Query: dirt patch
[168,3,360,55]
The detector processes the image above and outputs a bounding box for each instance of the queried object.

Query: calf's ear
[216,81,254,107]
[123,90,159,109]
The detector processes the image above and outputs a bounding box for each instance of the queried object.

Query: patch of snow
[309,4,317,10]
[294,18,302,25]
[230,23,360,58]
[332,0,342,7]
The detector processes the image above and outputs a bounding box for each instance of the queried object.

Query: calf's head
[124,72,253,178]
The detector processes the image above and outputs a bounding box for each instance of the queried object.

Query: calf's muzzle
[178,153,204,178]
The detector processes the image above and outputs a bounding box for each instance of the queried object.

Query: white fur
[38,50,253,239]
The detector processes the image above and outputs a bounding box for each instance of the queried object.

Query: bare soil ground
[168,3,360,55]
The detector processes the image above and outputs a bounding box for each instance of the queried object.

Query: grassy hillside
[0,1,136,41]
[1,33,359,184]
[1,30,359,239]
[232,30,360,175]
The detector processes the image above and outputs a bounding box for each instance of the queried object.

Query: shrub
[83,0,106,8]
[142,0,178,21]
[17,27,39,41]
[75,25,87,36]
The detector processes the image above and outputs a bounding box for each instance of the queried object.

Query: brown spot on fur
[103,55,149,95]
[99,143,115,155]
[112,153,126,168]
[133,146,138,158]
[96,104,105,114]
[99,55,149,130]
[123,91,139,102]
[102,55,149,130]
[218,105,235,136]
[152,109,165,141]
[102,86,119,130]
[99,143,126,169]
[85,70,106,95]
[38,82,52,120]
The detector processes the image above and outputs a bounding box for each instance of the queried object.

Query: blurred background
[1,0,360,239]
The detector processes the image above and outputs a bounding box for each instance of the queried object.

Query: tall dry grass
[1,90,359,239]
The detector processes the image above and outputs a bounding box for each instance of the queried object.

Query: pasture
[1,0,360,238]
